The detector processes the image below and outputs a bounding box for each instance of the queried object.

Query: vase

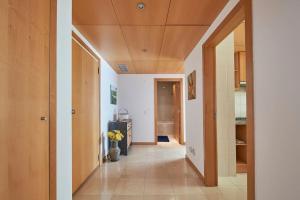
[109,141,120,162]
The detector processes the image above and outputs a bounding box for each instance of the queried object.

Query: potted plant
[107,130,124,161]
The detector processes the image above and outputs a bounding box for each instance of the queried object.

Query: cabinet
[234,51,246,89]
[72,38,100,193]
[236,120,247,173]
[108,120,132,155]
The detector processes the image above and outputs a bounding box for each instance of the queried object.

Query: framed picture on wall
[188,70,196,100]
[110,85,117,105]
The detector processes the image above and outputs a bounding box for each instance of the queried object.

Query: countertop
[236,117,247,125]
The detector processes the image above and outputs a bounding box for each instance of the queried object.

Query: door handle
[72,109,76,115]
[40,116,48,121]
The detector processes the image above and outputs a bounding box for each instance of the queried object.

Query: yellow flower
[107,130,124,141]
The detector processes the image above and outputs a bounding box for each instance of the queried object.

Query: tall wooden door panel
[72,39,100,192]
[0,0,50,199]
[173,82,182,144]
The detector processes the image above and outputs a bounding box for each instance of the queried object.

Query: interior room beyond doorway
[215,19,247,193]
[154,79,183,144]
[157,82,176,142]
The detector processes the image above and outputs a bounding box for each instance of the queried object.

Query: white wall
[216,33,236,177]
[56,0,72,199]
[101,60,118,156]
[253,0,300,199]
[184,0,239,174]
[185,0,300,199]
[118,74,185,143]
[235,90,246,118]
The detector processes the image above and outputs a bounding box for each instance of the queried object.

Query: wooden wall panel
[72,39,100,193]
[0,0,50,199]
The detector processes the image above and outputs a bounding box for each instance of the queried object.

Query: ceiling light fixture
[136,2,145,10]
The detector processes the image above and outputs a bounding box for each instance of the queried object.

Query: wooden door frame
[202,0,255,200]
[49,0,57,199]
[154,78,184,144]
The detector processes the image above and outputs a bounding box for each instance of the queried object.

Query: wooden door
[72,39,100,192]
[0,0,50,199]
[173,82,182,143]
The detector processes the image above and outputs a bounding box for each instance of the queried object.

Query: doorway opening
[202,1,255,200]
[215,19,247,192]
[154,78,184,144]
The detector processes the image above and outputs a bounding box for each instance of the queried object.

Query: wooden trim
[202,45,217,187]
[154,79,158,144]
[204,3,245,48]
[131,142,156,145]
[72,32,100,62]
[154,78,184,145]
[202,0,255,199]
[243,0,255,199]
[49,0,57,199]
[185,156,204,182]
[178,79,184,145]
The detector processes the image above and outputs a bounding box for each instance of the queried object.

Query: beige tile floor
[73,141,247,200]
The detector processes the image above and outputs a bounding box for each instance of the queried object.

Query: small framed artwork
[188,70,196,100]
[110,85,117,105]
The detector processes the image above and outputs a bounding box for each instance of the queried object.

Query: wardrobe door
[0,0,50,199]
[72,39,83,192]
[72,38,100,192]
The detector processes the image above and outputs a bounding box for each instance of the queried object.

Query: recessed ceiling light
[137,2,145,10]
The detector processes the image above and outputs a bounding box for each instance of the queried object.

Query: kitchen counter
[236,117,247,125]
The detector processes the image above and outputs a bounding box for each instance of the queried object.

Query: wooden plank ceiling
[73,0,228,74]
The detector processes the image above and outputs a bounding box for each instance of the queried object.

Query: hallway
[73,142,246,200]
